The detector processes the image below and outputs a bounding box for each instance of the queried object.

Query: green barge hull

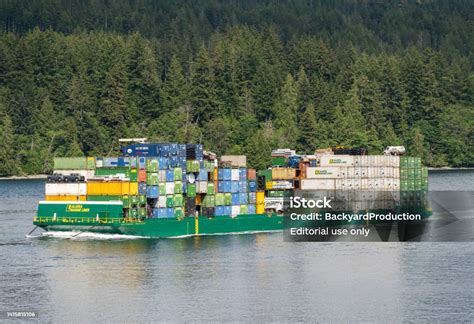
[34,214,284,238]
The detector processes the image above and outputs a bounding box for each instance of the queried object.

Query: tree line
[0,1,472,175]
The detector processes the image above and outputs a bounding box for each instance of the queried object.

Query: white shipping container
[272,180,294,189]
[196,181,208,193]
[231,205,240,216]
[54,169,96,179]
[155,196,167,208]
[158,170,167,182]
[165,182,175,195]
[319,155,354,167]
[231,169,240,181]
[306,167,344,179]
[45,183,87,196]
[300,179,336,190]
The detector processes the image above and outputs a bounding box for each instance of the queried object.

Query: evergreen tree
[99,60,128,140]
[298,103,317,153]
[0,114,19,176]
[161,55,188,112]
[274,74,299,147]
[190,45,218,123]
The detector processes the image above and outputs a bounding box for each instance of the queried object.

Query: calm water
[0,171,472,322]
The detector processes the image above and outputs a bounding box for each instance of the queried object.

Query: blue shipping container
[158,157,169,170]
[223,169,232,181]
[231,181,239,193]
[146,185,159,198]
[166,208,174,217]
[248,180,257,192]
[239,181,247,192]
[197,169,208,181]
[231,193,240,205]
[224,206,232,216]
[122,144,160,156]
[239,193,248,204]
[166,170,174,182]
[239,168,247,180]
[138,183,147,195]
[248,192,256,204]
[248,204,256,214]
[169,156,178,168]
[138,157,146,169]
[224,181,232,192]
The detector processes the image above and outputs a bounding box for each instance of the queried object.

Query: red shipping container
[138,169,147,182]
[247,169,257,180]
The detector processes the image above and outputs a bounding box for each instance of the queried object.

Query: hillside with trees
[0,0,472,175]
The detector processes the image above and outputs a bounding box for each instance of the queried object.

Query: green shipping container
[174,181,183,194]
[203,160,214,171]
[224,193,232,205]
[187,183,196,197]
[400,157,408,168]
[139,195,146,206]
[174,168,182,180]
[257,169,272,181]
[174,194,184,207]
[422,167,429,178]
[130,195,139,206]
[202,195,215,207]
[414,168,422,179]
[129,208,138,218]
[268,190,287,198]
[207,183,215,195]
[121,195,130,208]
[174,208,184,218]
[138,207,147,217]
[147,173,159,186]
[414,157,422,168]
[271,157,286,167]
[54,157,92,170]
[408,179,415,191]
[186,160,200,173]
[158,183,166,195]
[400,168,408,179]
[400,180,409,191]
[240,205,248,214]
[215,193,225,206]
[166,195,174,208]
[414,179,422,191]
[146,159,158,172]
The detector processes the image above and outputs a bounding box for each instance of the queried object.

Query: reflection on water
[0,172,472,322]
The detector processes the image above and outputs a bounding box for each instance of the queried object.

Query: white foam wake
[40,231,148,240]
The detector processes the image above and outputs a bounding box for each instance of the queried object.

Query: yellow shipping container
[256,203,265,214]
[271,167,296,180]
[256,191,265,205]
[265,181,273,190]
[87,181,123,195]
[45,195,86,201]
[122,182,138,195]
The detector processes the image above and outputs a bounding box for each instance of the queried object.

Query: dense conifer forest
[0,0,472,175]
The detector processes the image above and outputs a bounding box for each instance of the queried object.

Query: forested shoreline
[0,0,472,175]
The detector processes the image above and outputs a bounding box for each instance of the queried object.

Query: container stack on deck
[44,144,428,220]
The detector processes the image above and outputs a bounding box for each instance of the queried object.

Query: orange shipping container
[138,169,146,182]
[247,169,257,180]
[45,195,86,201]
